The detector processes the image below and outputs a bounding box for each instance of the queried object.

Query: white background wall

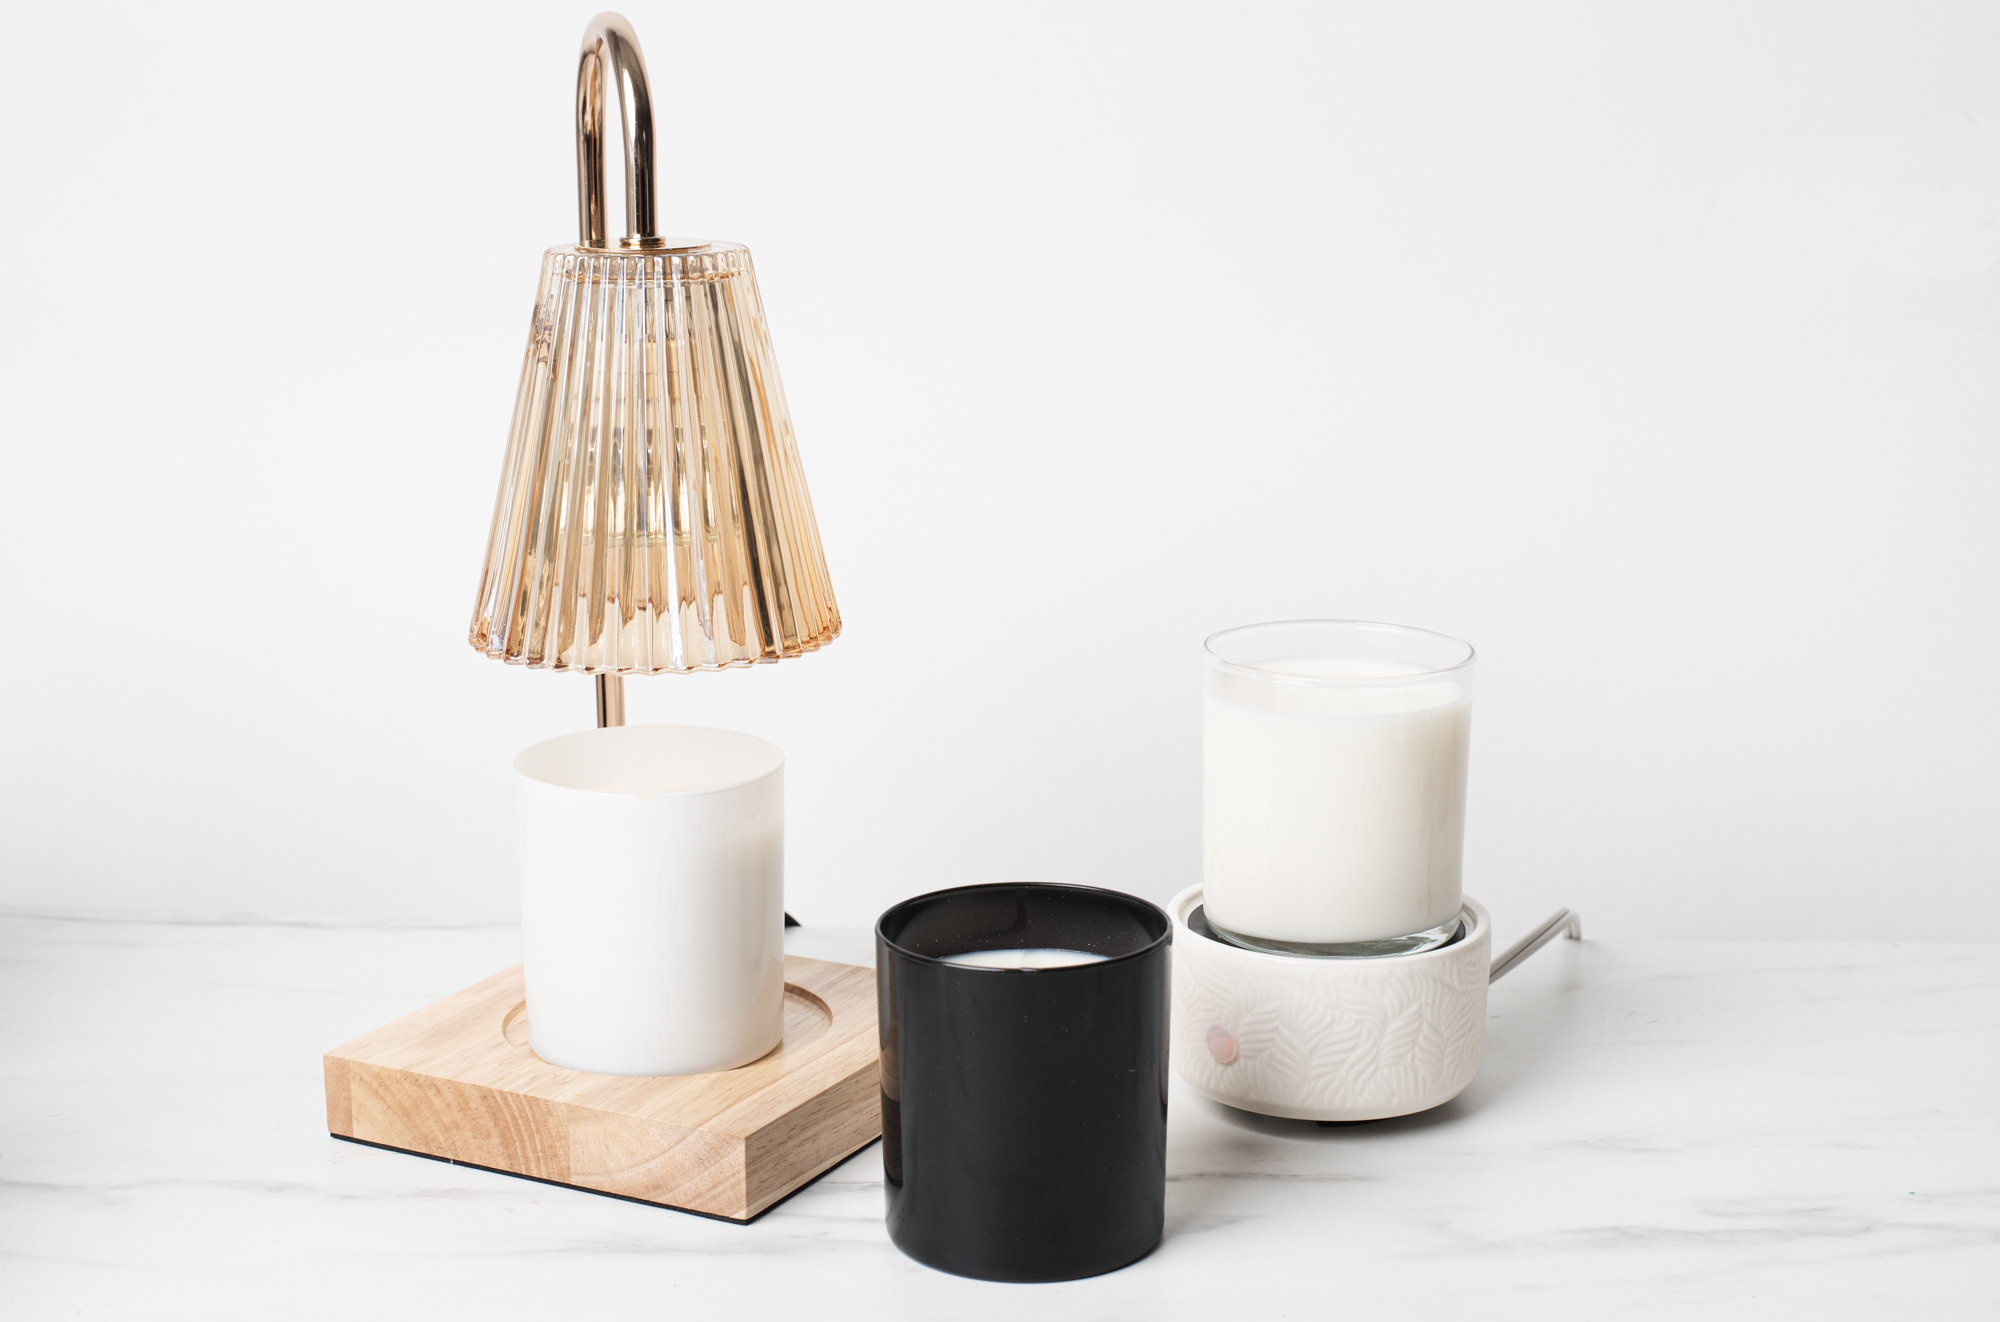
[1,2,1995,939]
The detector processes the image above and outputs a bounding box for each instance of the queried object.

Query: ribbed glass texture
[470,242,839,672]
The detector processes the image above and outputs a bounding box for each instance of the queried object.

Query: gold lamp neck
[575,12,660,251]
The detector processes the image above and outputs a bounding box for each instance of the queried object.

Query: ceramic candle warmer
[1172,888,1491,1120]
[1177,620,1579,1121]
[1172,893,1584,1122]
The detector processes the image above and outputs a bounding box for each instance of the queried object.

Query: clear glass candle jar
[1203,620,1475,957]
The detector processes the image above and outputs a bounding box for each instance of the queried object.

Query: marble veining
[2,915,1996,1318]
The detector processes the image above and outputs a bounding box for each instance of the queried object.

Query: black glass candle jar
[875,883,1172,1282]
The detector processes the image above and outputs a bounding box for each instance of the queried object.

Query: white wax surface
[937,947,1109,969]
[1204,655,1470,944]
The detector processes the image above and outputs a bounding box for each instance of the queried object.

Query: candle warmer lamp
[1175,622,1581,1122]
[321,13,877,1222]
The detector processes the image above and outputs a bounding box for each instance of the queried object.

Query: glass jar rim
[1203,618,1475,687]
[876,882,1172,970]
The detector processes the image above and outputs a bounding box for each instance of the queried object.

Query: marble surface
[3,913,1996,1319]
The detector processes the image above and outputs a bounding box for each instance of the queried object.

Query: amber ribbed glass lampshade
[469,241,838,672]
[468,15,837,676]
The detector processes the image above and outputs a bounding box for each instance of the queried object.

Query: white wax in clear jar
[1203,656,1470,944]
[938,948,1108,969]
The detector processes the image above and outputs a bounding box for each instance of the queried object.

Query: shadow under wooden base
[329,1131,881,1224]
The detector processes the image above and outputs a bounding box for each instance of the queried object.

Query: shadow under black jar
[876,883,1172,1283]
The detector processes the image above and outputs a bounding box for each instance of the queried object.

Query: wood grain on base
[323,955,880,1221]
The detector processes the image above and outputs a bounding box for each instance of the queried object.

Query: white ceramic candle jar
[1203,620,1474,956]
[515,725,785,1076]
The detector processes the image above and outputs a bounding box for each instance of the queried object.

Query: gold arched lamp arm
[576,12,659,249]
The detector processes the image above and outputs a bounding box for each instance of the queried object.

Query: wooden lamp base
[323,955,880,1222]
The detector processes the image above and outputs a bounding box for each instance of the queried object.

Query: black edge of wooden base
[330,1132,881,1226]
